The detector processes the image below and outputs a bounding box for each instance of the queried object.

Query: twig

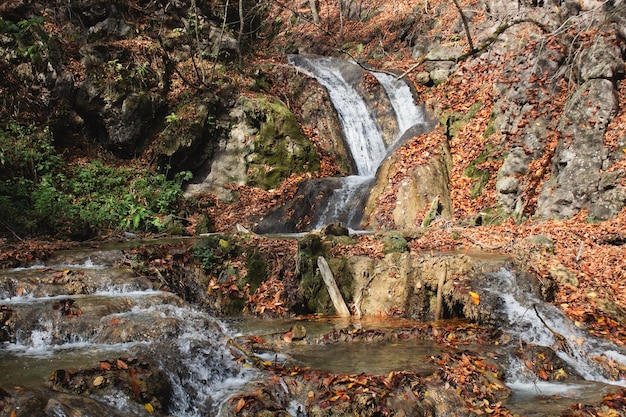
[532,304,572,356]
[226,337,267,368]
[575,241,584,263]
[451,0,475,52]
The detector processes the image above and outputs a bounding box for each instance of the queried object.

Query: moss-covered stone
[244,251,268,293]
[243,96,320,190]
[296,233,352,314]
[441,101,482,140]
[463,144,494,198]
[382,233,409,254]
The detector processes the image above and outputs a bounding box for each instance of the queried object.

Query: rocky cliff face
[1,0,624,232]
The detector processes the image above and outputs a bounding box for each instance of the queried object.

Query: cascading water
[483,268,626,390]
[0,247,255,417]
[288,55,426,230]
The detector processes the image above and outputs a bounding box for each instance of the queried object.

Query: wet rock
[323,223,349,236]
[0,386,150,417]
[47,357,169,416]
[0,305,14,343]
[291,323,307,340]
[513,344,582,382]
[254,178,345,233]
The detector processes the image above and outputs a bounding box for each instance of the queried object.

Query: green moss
[478,207,508,226]
[442,101,482,140]
[243,96,320,190]
[244,251,267,293]
[463,144,494,198]
[382,233,409,254]
[296,233,332,314]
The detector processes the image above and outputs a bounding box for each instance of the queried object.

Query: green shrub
[0,121,191,239]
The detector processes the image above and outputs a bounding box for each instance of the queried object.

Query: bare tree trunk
[210,0,230,83]
[238,0,244,62]
[338,0,344,39]
[191,0,206,83]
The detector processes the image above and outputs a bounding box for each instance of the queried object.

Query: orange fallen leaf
[469,291,481,305]
[116,359,128,370]
[235,397,246,412]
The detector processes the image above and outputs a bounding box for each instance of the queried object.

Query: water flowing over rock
[255,55,429,232]
[0,246,248,416]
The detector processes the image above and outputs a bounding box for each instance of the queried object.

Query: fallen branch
[434,260,448,320]
[317,256,351,317]
[227,337,267,369]
[532,304,573,357]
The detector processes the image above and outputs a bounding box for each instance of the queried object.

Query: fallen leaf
[116,359,128,370]
[469,291,481,305]
[235,397,246,412]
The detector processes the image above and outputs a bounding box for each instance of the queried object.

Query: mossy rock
[441,101,482,140]
[382,233,409,254]
[244,251,268,293]
[242,96,320,190]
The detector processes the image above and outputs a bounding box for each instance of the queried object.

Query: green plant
[165,112,181,125]
[0,121,191,238]
[0,16,49,64]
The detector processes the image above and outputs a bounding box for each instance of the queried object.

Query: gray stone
[578,36,624,81]
[537,79,619,218]
[500,147,531,176]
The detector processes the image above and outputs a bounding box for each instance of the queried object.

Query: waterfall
[289,55,388,177]
[371,71,425,139]
[483,268,626,388]
[288,55,425,229]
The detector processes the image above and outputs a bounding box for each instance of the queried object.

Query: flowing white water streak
[288,55,387,176]
[372,71,424,138]
[313,175,375,230]
[484,268,626,387]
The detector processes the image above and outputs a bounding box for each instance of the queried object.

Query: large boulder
[185,95,320,200]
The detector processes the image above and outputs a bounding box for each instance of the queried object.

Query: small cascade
[289,55,388,177]
[0,246,253,416]
[483,268,626,387]
[313,175,375,230]
[371,71,425,138]
[288,55,426,230]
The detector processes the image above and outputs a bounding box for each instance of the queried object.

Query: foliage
[0,16,48,64]
[0,121,190,239]
[192,235,240,275]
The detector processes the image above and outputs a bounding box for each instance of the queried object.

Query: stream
[1,241,625,416]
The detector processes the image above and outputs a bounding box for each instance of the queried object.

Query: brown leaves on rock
[53,299,83,318]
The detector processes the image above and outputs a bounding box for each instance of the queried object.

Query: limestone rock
[537,79,619,218]
[185,95,319,200]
